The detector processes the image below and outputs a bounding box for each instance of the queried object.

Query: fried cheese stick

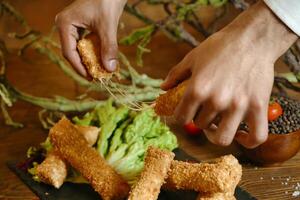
[154,80,188,116]
[128,146,175,200]
[49,117,129,200]
[36,125,100,188]
[164,155,242,194]
[77,34,118,80]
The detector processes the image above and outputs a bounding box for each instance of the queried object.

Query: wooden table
[1,1,300,199]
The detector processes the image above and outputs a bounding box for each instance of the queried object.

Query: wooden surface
[1,1,300,200]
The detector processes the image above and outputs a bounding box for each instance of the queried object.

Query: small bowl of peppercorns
[239,95,300,166]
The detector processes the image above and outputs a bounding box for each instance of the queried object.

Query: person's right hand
[161,1,297,148]
[55,0,126,77]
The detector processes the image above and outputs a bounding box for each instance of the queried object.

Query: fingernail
[160,82,167,89]
[208,123,218,131]
[160,78,170,90]
[107,59,118,72]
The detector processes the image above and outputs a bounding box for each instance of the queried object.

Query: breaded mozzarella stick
[164,155,242,193]
[49,117,129,200]
[154,80,188,116]
[128,146,175,200]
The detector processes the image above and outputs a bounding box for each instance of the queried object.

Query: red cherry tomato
[183,122,202,135]
[268,102,283,121]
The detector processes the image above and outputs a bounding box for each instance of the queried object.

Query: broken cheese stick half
[77,34,118,80]
[36,150,67,189]
[154,80,188,116]
[128,146,175,200]
[49,117,129,200]
[36,125,100,188]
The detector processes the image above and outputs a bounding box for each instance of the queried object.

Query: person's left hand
[55,0,127,77]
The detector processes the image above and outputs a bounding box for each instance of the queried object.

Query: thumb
[97,25,119,72]
[161,58,191,90]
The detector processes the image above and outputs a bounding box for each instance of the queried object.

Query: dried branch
[0,83,12,106]
[273,81,287,97]
[283,49,300,82]
[186,12,210,37]
[124,4,154,24]
[118,52,162,88]
[6,83,104,112]
[124,3,200,46]
[132,0,146,8]
[1,100,23,128]
[274,77,300,92]
[38,109,65,129]
[207,5,228,34]
[0,1,29,29]
[229,0,250,10]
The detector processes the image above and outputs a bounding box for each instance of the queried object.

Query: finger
[97,19,119,72]
[194,102,218,129]
[174,82,207,125]
[206,103,246,146]
[161,56,191,90]
[57,24,87,77]
[234,130,249,144]
[236,102,268,148]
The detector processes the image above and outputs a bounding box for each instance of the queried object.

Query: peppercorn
[239,95,300,134]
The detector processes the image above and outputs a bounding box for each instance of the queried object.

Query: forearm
[221,1,298,62]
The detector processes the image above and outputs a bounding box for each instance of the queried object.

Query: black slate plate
[7,148,256,200]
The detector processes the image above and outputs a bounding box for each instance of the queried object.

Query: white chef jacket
[264,0,300,36]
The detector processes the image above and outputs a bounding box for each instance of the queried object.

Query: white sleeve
[264,0,300,36]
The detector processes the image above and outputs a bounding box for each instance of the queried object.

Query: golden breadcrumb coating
[77,34,118,80]
[154,80,188,116]
[36,125,100,188]
[197,192,236,200]
[128,146,175,200]
[36,151,67,189]
[49,117,129,200]
[164,155,242,194]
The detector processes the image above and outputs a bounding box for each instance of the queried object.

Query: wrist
[117,0,127,7]
[222,1,297,62]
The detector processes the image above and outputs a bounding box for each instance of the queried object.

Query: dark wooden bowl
[239,129,300,165]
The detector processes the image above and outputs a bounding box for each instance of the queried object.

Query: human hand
[55,0,126,77]
[161,1,297,148]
